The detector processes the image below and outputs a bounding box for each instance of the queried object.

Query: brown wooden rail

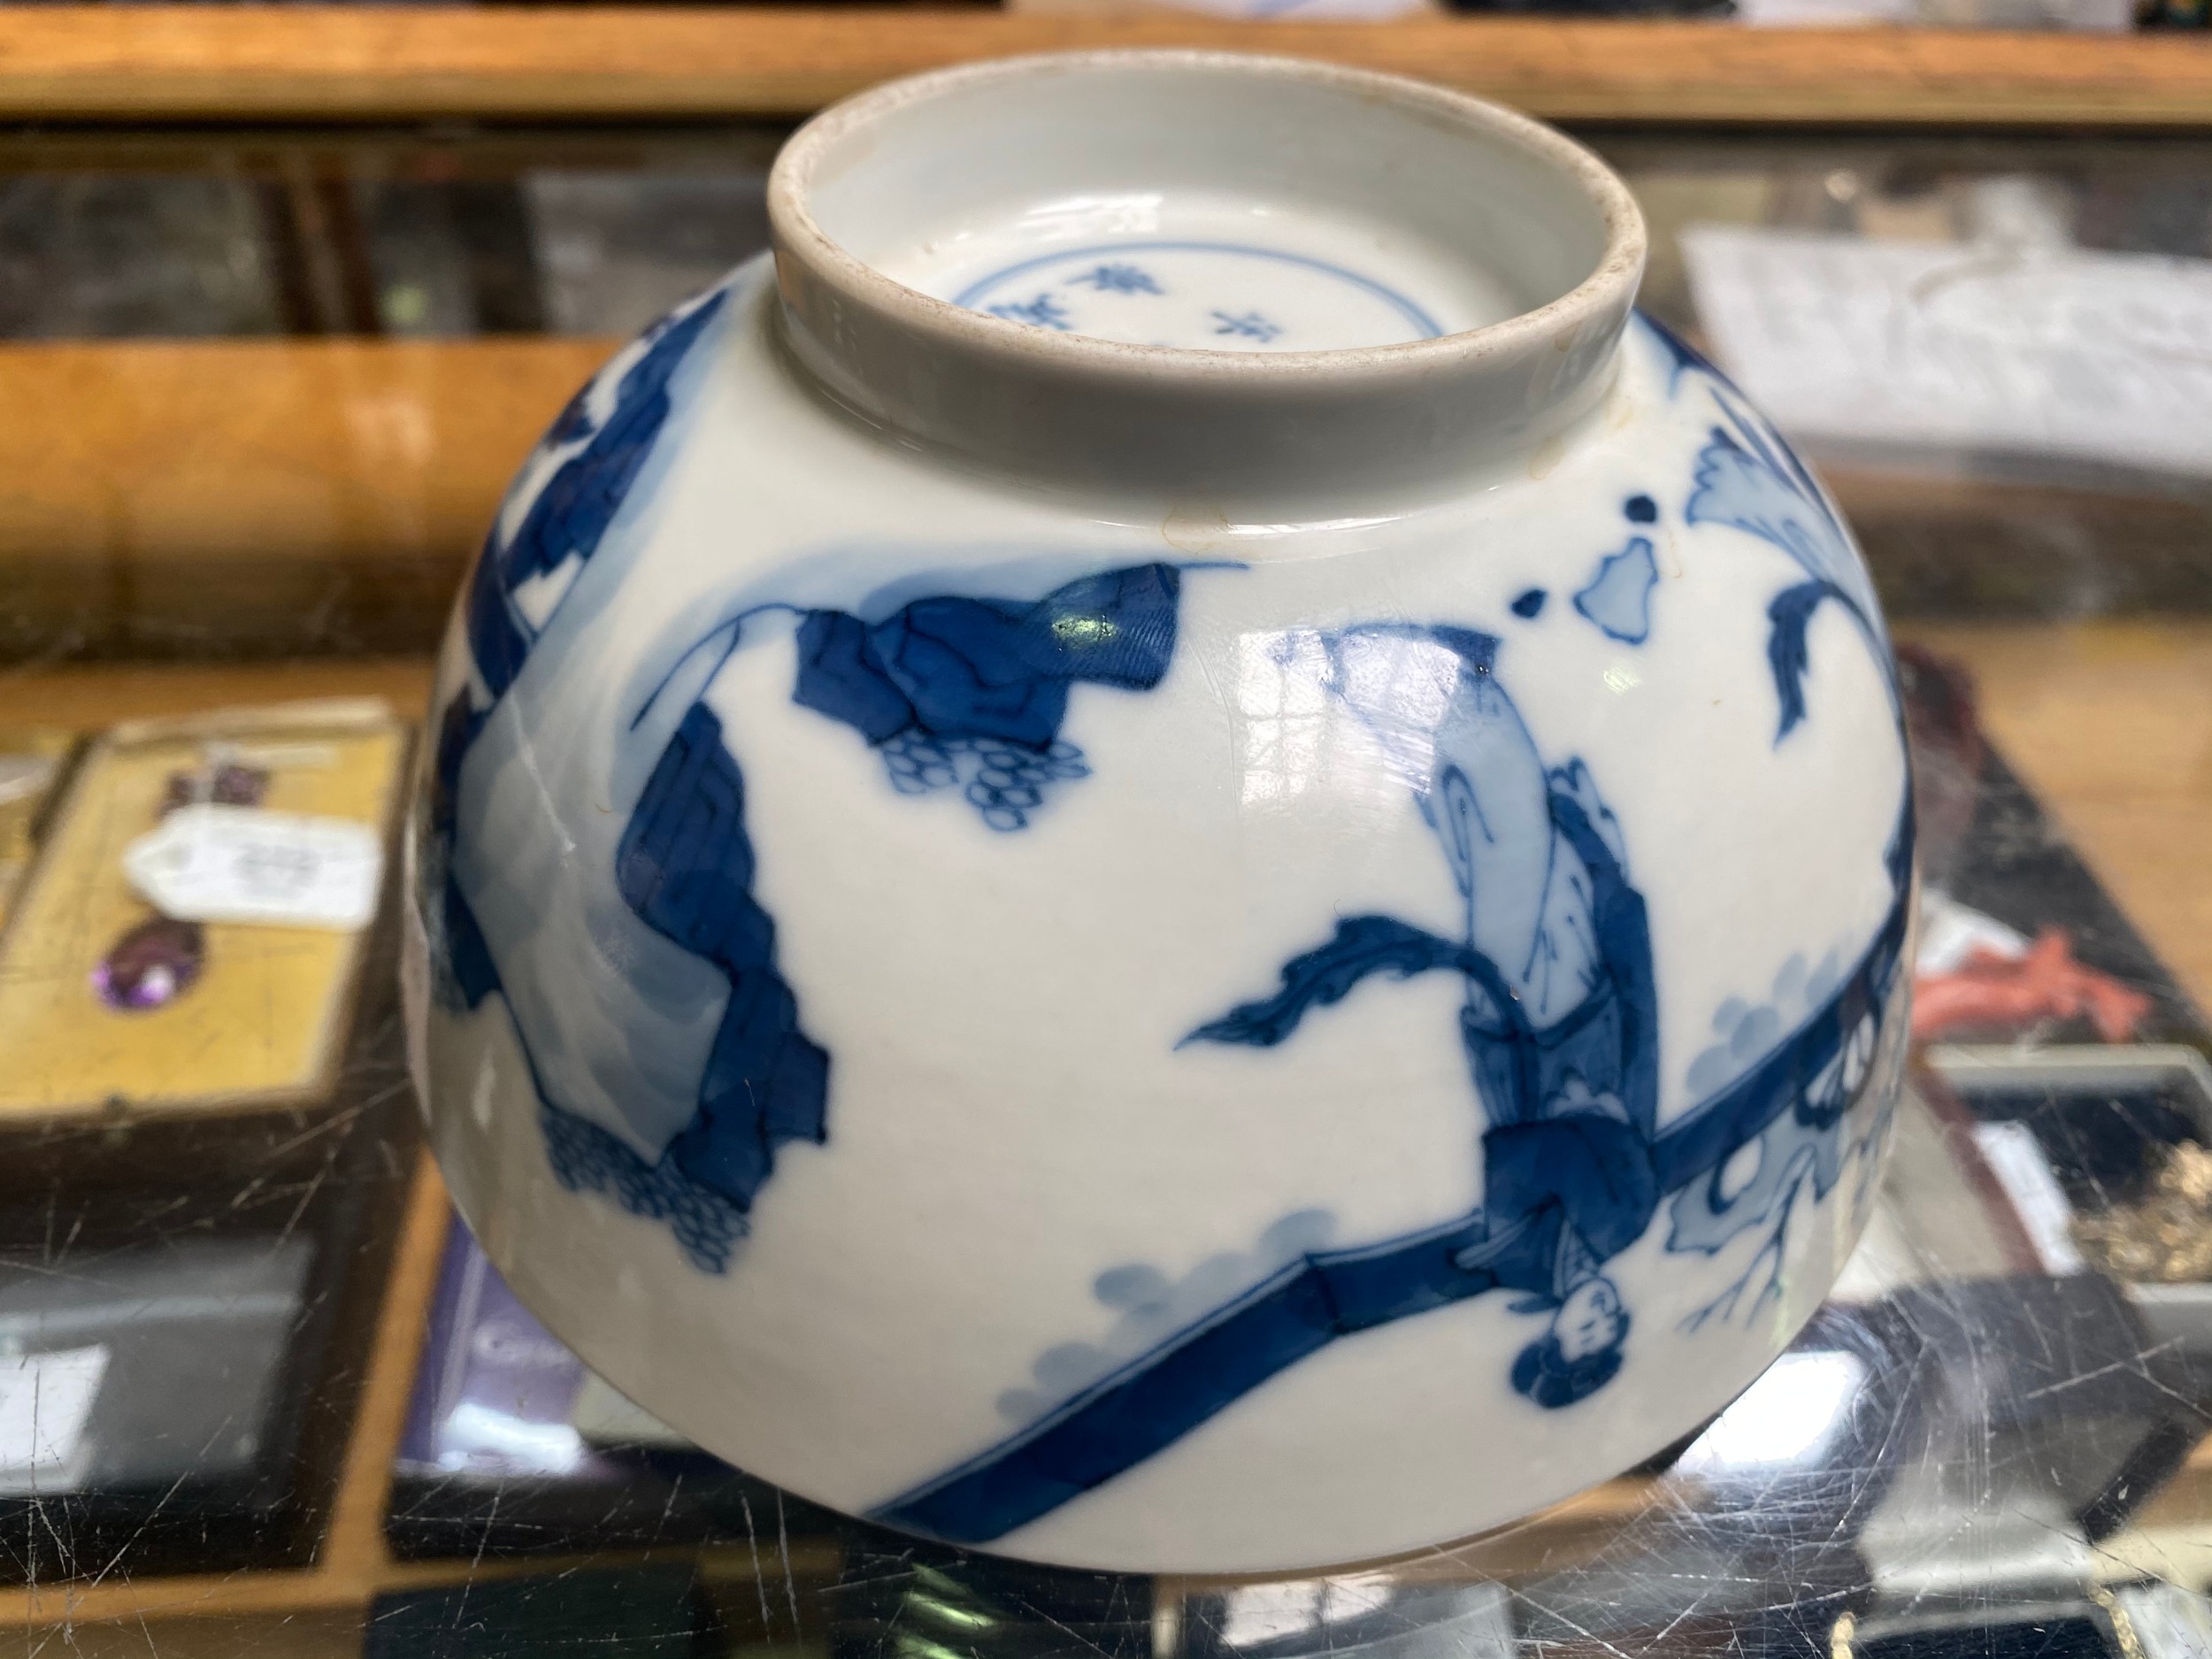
[0,337,613,658]
[0,6,2209,127]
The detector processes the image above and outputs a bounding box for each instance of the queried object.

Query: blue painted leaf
[1686,411,1867,618]
[793,564,1181,754]
[1184,915,1526,1050]
[790,611,917,743]
[1572,536,1658,644]
[1766,579,1846,740]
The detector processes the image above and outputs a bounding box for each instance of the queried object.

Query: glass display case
[0,15,2208,1655]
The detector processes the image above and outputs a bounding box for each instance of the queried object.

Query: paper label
[1683,227,2212,476]
[0,1346,108,1492]
[123,803,382,931]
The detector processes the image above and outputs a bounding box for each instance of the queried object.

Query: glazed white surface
[769,53,1643,501]
[805,61,1609,322]
[409,254,1909,1571]
[885,192,1519,349]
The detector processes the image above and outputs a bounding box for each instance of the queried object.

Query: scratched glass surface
[0,124,2208,1657]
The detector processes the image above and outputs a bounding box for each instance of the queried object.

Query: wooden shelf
[0,336,611,658]
[0,6,2208,129]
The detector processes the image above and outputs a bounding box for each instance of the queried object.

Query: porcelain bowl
[403,50,1913,1573]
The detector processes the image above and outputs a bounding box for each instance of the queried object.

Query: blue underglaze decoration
[792,564,1182,831]
[423,283,831,1271]
[435,538,1194,1263]
[1211,311,1283,343]
[540,1104,749,1275]
[1765,579,1853,738]
[1182,629,1661,1144]
[1071,264,1162,296]
[872,622,1911,1547]
[440,872,500,1011]
[427,701,500,1013]
[1640,311,1731,392]
[1510,588,1547,619]
[875,733,1090,833]
[1687,404,1865,614]
[1572,536,1659,644]
[533,562,1183,1253]
[1670,967,1904,1330]
[1688,395,1881,739]
[989,294,1072,331]
[876,906,1909,1545]
[995,1210,1340,1426]
[461,289,730,710]
[1646,311,1892,741]
[1667,796,1913,1327]
[952,242,1444,341]
[428,287,731,1013]
[1625,495,1659,525]
[613,703,830,1220]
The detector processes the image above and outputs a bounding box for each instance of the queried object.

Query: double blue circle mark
[953,240,1446,341]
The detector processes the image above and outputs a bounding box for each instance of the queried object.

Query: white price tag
[123,803,382,931]
[0,1346,108,1492]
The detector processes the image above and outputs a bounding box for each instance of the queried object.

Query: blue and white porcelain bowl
[403,51,1913,1573]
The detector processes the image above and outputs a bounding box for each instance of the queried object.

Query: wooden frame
[0,698,409,1124]
[1,6,2209,129]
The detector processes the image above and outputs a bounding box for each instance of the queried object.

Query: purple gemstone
[94,917,206,1011]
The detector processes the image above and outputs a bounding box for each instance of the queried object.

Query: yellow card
[0,700,405,1121]
[0,729,75,933]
